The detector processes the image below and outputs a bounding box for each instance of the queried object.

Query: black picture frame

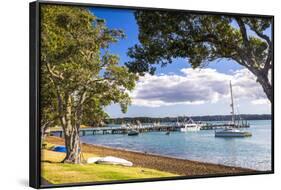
[29,1,274,188]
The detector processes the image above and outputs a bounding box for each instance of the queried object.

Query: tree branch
[46,63,64,80]
[247,24,271,45]
[243,19,272,74]
[48,75,66,126]
[235,17,250,48]
[263,47,272,73]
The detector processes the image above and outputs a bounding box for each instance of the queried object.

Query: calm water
[81,120,272,171]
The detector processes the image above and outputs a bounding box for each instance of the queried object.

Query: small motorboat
[128,130,139,136]
[180,123,201,132]
[180,117,202,132]
[165,131,170,135]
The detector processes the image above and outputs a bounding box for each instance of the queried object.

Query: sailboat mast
[230,81,235,124]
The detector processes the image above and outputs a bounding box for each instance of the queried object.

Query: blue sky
[90,7,271,118]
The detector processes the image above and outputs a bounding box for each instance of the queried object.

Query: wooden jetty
[49,123,249,137]
[50,125,182,137]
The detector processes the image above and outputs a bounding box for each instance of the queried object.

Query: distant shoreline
[46,136,257,176]
[106,115,271,125]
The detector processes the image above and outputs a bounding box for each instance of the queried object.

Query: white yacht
[180,117,202,132]
[215,81,252,137]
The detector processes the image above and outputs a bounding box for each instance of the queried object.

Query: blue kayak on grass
[52,146,80,153]
[52,146,67,153]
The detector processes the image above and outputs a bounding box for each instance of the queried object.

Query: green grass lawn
[41,148,177,184]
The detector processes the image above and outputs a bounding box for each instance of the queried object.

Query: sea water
[80,120,272,171]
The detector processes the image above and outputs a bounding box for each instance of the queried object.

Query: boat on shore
[215,81,252,137]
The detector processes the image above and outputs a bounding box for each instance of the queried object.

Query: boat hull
[128,130,139,136]
[180,127,200,132]
[215,131,252,137]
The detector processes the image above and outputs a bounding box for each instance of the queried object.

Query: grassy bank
[41,144,177,184]
[42,136,254,184]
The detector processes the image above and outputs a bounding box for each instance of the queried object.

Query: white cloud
[251,99,270,105]
[130,68,269,107]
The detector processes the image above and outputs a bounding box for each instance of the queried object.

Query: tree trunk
[61,95,82,164]
[256,73,272,104]
[62,126,81,164]
[245,61,272,104]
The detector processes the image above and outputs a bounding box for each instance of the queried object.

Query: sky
[89,7,271,118]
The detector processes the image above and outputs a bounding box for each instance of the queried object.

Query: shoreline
[80,142,253,170]
[45,136,256,176]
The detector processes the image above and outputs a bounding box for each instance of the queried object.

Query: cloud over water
[131,68,269,107]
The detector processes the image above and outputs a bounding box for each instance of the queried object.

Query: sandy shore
[45,136,254,176]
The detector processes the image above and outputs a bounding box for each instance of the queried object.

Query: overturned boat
[87,156,133,166]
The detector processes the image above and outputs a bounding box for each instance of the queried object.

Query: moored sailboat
[215,81,252,137]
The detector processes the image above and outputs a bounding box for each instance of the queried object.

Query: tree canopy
[126,11,273,102]
[41,5,138,163]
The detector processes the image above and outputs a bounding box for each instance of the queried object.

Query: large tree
[126,11,273,103]
[41,5,137,163]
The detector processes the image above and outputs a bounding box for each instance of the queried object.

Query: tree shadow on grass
[41,160,62,164]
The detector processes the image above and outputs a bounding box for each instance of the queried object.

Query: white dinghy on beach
[87,156,133,167]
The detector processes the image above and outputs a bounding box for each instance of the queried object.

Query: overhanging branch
[235,17,250,48]
[247,24,271,46]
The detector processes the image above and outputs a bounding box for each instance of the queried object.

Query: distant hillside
[106,114,271,124]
